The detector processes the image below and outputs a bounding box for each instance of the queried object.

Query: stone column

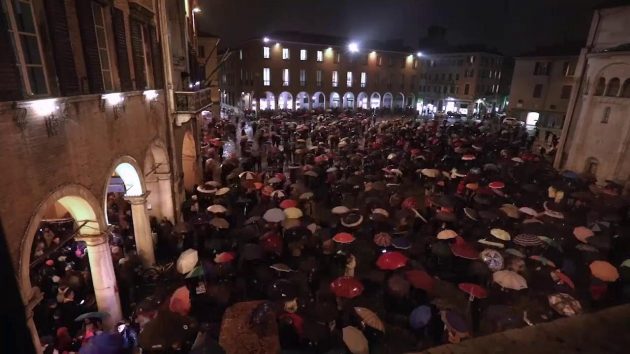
[79,234,122,323]
[157,173,175,223]
[125,194,156,267]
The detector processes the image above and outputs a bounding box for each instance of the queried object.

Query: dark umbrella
[138,310,197,352]
[74,311,109,322]
[79,333,124,354]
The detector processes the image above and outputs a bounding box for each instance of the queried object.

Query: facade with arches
[555,4,630,192]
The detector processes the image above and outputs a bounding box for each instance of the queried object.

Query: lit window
[360,72,366,88]
[334,53,340,64]
[377,56,383,66]
[300,49,307,60]
[317,50,323,62]
[282,48,289,59]
[92,3,114,91]
[346,72,353,87]
[263,46,270,59]
[413,59,418,69]
[332,71,338,87]
[316,70,322,86]
[300,69,306,86]
[468,55,475,64]
[263,68,270,86]
[239,50,243,60]
[282,68,289,86]
[4,0,50,95]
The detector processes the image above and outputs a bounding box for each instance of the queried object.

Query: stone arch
[406,93,416,108]
[394,92,405,108]
[382,92,393,108]
[621,79,630,98]
[260,91,275,110]
[357,92,368,109]
[342,92,355,109]
[144,139,174,222]
[594,77,606,96]
[605,78,620,97]
[312,91,326,109]
[278,91,293,110]
[330,92,341,108]
[295,91,310,110]
[370,92,381,108]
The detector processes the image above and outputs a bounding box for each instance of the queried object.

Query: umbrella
[239,171,256,180]
[299,192,314,200]
[441,310,470,336]
[169,286,191,316]
[458,283,488,299]
[138,310,197,352]
[529,255,556,268]
[332,205,350,215]
[387,274,411,297]
[514,234,543,247]
[373,232,392,247]
[465,182,479,191]
[420,168,440,178]
[462,154,476,161]
[214,252,235,264]
[573,226,594,243]
[176,249,198,274]
[409,305,432,330]
[79,333,124,354]
[537,236,563,251]
[620,259,630,281]
[74,311,109,322]
[284,207,303,219]
[505,248,525,258]
[464,207,478,221]
[437,229,458,240]
[405,270,435,291]
[263,208,285,223]
[589,261,619,282]
[548,293,582,317]
[576,244,599,253]
[376,251,408,270]
[354,307,385,332]
[500,204,520,219]
[493,270,527,290]
[185,265,204,279]
[480,248,504,271]
[490,228,511,241]
[333,232,356,244]
[270,263,293,272]
[330,276,364,299]
[207,204,227,214]
[550,270,575,289]
[342,326,369,354]
[478,238,505,249]
[489,181,505,190]
[210,217,229,229]
[518,207,538,217]
[279,199,297,209]
[450,237,479,260]
[392,237,411,250]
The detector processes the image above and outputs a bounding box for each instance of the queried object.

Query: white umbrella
[492,270,527,290]
[176,249,198,274]
[263,208,286,223]
[207,204,227,214]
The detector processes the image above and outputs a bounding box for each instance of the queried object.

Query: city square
[1,0,629,353]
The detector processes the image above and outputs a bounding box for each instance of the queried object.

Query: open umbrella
[409,305,432,330]
[373,232,392,247]
[514,234,543,247]
[505,248,525,258]
[169,286,191,316]
[210,217,230,229]
[441,310,470,336]
[176,249,198,274]
[589,261,619,282]
[284,207,303,219]
[405,269,435,291]
[207,204,227,214]
[342,326,369,354]
[480,248,504,271]
[392,237,411,250]
[420,168,440,178]
[74,311,109,322]
[330,276,364,299]
[79,333,124,354]
[550,270,575,289]
[270,263,293,273]
[354,307,385,332]
[518,207,538,217]
[493,270,527,290]
[376,251,408,270]
[548,293,582,317]
[139,310,197,352]
[263,208,285,223]
[489,181,505,190]
[450,237,479,260]
[333,232,356,244]
[458,283,488,299]
[573,226,594,243]
[332,205,350,215]
[279,199,297,209]
[490,228,511,241]
[214,252,235,264]
[437,229,458,240]
[529,255,556,268]
[500,204,520,219]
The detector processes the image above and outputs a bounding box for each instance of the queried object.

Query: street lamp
[348,42,359,53]
[416,52,423,57]
[263,37,270,43]
[192,6,201,13]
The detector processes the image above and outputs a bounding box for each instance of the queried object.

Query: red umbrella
[405,270,435,291]
[458,283,488,299]
[330,276,364,299]
[333,232,356,244]
[373,232,392,247]
[449,237,479,260]
[376,251,408,270]
[261,232,282,255]
[401,197,418,210]
[279,199,297,209]
[214,252,235,264]
[551,270,575,289]
[489,181,505,190]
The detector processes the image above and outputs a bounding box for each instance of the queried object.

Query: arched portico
[357,92,368,109]
[278,91,293,110]
[296,91,310,110]
[182,129,200,192]
[342,92,355,109]
[312,92,326,109]
[260,91,275,110]
[330,92,341,108]
[382,92,393,108]
[370,92,381,108]
[144,139,174,222]
[406,93,416,108]
[394,92,405,108]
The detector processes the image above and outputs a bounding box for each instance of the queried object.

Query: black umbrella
[138,310,198,352]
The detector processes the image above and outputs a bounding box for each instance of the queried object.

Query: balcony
[174,88,212,114]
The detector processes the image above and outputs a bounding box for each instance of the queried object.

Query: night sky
[196,0,609,55]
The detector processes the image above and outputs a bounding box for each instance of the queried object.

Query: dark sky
[197,0,608,55]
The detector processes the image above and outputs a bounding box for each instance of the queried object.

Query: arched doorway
[182,130,200,193]
[278,91,293,110]
[105,157,155,266]
[406,93,415,108]
[330,92,340,108]
[382,92,393,108]
[395,92,405,108]
[21,185,122,348]
[296,91,310,110]
[342,92,355,109]
[370,92,381,108]
[357,92,368,109]
[144,139,174,222]
[312,92,326,109]
[259,91,275,110]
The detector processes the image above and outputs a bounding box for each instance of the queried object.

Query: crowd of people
[35,108,629,353]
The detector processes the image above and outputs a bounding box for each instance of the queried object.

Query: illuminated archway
[182,130,200,192]
[296,91,310,110]
[144,139,174,221]
[312,91,326,109]
[278,91,293,110]
[259,91,275,110]
[330,92,340,108]
[382,92,393,108]
[394,92,405,108]
[370,92,381,108]
[342,92,355,109]
[406,93,416,108]
[357,92,368,109]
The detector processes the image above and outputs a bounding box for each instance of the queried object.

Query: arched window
[621,79,630,98]
[584,157,599,177]
[605,78,620,97]
[594,77,606,96]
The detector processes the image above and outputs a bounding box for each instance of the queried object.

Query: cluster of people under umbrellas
[42,108,630,353]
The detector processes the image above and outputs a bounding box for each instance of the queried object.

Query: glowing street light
[348,42,359,53]
[416,51,424,57]
[263,37,270,43]
[192,7,202,13]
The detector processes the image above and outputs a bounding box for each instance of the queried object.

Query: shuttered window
[91,3,113,91]
[0,0,23,100]
[148,25,163,89]
[130,20,146,89]
[76,0,104,93]
[44,0,79,96]
[111,7,132,91]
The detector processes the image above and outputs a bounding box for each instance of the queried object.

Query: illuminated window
[332,71,338,87]
[360,72,366,88]
[413,59,418,69]
[317,50,323,62]
[92,3,114,91]
[282,68,289,86]
[335,53,340,64]
[316,70,322,86]
[263,68,270,86]
[239,50,243,60]
[282,48,289,59]
[377,56,383,66]
[346,71,353,87]
[263,46,270,59]
[299,69,306,86]
[468,55,475,64]
[300,49,307,61]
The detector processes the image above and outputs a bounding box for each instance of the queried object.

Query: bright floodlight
[263,37,270,43]
[416,51,423,57]
[348,42,359,53]
[192,7,201,13]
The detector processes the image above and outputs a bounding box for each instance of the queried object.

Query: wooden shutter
[44,0,80,96]
[111,8,133,91]
[0,5,22,100]
[130,19,146,90]
[76,0,104,93]
[148,25,163,89]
